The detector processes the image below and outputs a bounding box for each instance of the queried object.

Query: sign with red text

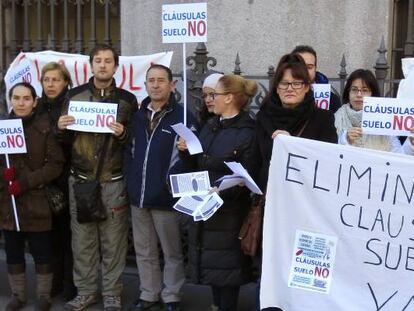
[0,120,26,154]
[4,50,173,106]
[261,135,414,310]
[162,3,207,43]
[67,101,117,133]
[362,96,414,136]
[312,84,331,110]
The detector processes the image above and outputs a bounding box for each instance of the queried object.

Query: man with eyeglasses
[292,45,342,113]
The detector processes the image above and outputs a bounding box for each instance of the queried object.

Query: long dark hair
[343,69,380,103]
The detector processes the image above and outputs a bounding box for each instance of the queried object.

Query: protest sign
[162,3,207,43]
[66,101,117,133]
[0,119,27,232]
[362,96,414,136]
[312,84,331,110]
[261,135,414,310]
[0,119,27,154]
[4,50,173,105]
[162,2,207,125]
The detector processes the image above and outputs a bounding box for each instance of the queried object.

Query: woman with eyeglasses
[254,53,337,311]
[198,73,223,127]
[177,74,257,311]
[335,69,408,151]
[38,62,76,301]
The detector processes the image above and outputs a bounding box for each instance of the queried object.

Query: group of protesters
[1,42,414,311]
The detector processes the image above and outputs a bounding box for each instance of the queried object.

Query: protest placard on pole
[362,96,414,136]
[0,119,27,232]
[260,135,414,310]
[162,2,208,125]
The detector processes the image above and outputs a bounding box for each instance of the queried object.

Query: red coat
[0,112,64,232]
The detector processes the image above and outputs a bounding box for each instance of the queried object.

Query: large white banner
[261,135,414,310]
[4,50,173,104]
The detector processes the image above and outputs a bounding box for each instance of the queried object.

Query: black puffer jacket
[185,111,255,286]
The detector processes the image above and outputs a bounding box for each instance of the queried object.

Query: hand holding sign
[58,115,75,130]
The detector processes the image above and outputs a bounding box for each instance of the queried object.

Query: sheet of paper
[171,122,202,155]
[224,161,263,194]
[170,171,211,198]
[217,175,245,191]
[173,193,223,221]
[67,101,117,133]
[193,192,223,221]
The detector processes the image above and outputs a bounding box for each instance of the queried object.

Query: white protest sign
[170,171,210,198]
[312,84,331,110]
[261,135,414,310]
[4,50,173,105]
[0,119,27,154]
[362,96,414,136]
[162,3,207,43]
[66,101,117,133]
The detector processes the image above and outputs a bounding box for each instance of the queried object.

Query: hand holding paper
[216,162,263,195]
[171,123,202,155]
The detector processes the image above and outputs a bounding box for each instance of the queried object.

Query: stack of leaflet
[170,171,223,221]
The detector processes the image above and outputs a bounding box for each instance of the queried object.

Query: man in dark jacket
[125,64,196,311]
[292,45,342,113]
[57,44,137,311]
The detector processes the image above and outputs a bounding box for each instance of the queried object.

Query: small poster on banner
[67,101,118,133]
[0,119,27,154]
[162,3,207,43]
[312,84,331,110]
[288,230,337,294]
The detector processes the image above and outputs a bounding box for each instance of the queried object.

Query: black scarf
[256,90,315,137]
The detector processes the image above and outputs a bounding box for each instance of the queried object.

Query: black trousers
[51,209,74,291]
[3,230,52,265]
[212,286,240,311]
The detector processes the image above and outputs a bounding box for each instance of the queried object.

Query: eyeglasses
[202,92,214,100]
[277,81,305,90]
[211,92,229,99]
[350,87,371,96]
[43,78,63,84]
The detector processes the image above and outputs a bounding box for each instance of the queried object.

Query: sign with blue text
[67,101,118,133]
[261,135,414,310]
[312,84,331,110]
[362,96,414,136]
[0,119,26,154]
[162,2,207,43]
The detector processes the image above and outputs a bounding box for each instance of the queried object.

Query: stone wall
[121,0,391,78]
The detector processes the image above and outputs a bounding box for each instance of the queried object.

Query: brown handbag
[239,199,264,257]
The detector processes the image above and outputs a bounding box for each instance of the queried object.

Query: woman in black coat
[178,74,257,311]
[255,53,338,311]
[37,62,76,301]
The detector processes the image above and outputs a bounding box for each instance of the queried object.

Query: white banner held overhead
[162,3,207,43]
[4,50,173,104]
[261,135,414,310]
[362,96,414,136]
